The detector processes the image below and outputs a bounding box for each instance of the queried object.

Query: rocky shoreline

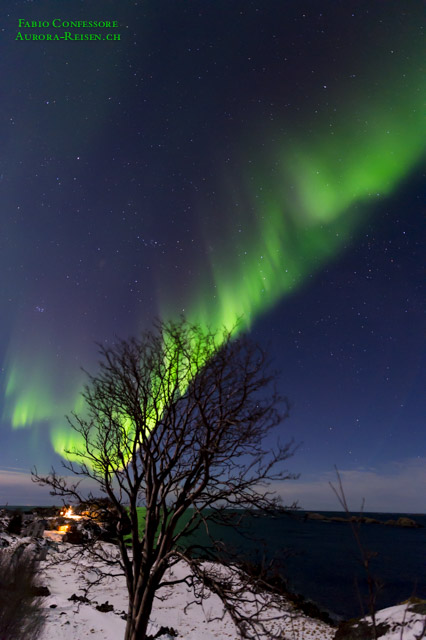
[303,512,423,528]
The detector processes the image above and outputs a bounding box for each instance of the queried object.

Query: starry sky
[1,0,425,510]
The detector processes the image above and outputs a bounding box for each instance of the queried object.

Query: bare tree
[33,320,297,640]
[330,468,381,639]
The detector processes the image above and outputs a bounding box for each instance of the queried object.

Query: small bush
[0,548,45,640]
[6,511,22,535]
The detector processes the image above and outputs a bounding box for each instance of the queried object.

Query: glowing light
[57,524,70,533]
[59,506,82,521]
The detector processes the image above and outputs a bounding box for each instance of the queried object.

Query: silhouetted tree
[33,320,297,640]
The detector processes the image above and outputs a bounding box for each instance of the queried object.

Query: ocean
[184,510,426,620]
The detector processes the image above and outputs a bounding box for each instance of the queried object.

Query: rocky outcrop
[334,619,390,639]
[96,600,114,612]
[305,512,325,521]
[6,512,22,535]
[384,517,421,528]
[304,513,423,528]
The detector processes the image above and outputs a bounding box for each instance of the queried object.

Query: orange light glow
[59,506,82,520]
[57,525,70,533]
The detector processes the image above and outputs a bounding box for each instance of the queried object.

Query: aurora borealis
[1,1,424,509]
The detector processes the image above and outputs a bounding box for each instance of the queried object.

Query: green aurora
[3,47,425,462]
[170,87,425,336]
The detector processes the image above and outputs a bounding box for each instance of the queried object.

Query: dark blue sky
[1,0,424,510]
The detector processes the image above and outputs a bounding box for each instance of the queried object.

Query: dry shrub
[0,547,45,640]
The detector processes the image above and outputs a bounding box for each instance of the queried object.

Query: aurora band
[3,50,425,463]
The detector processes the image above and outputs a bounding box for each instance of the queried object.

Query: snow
[2,530,424,640]
[356,604,426,640]
[37,540,335,640]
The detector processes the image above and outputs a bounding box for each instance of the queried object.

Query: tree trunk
[123,581,159,640]
[124,610,151,640]
[124,600,151,640]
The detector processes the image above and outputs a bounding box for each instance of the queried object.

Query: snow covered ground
[37,540,426,640]
[362,604,426,640]
[37,538,336,640]
[1,530,425,640]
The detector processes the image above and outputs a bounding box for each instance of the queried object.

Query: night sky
[1,1,424,511]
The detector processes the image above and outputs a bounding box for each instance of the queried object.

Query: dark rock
[410,602,426,614]
[305,512,422,528]
[69,593,90,603]
[31,585,50,597]
[96,601,114,613]
[384,517,422,528]
[403,596,426,614]
[49,604,57,609]
[7,512,22,535]
[395,517,421,528]
[147,626,179,639]
[330,517,351,523]
[285,591,334,626]
[334,619,390,639]
[364,517,380,524]
[63,524,87,544]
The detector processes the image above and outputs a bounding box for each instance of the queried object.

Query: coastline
[2,507,426,620]
[1,526,425,639]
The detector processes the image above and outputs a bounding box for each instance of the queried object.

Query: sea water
[186,510,426,620]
